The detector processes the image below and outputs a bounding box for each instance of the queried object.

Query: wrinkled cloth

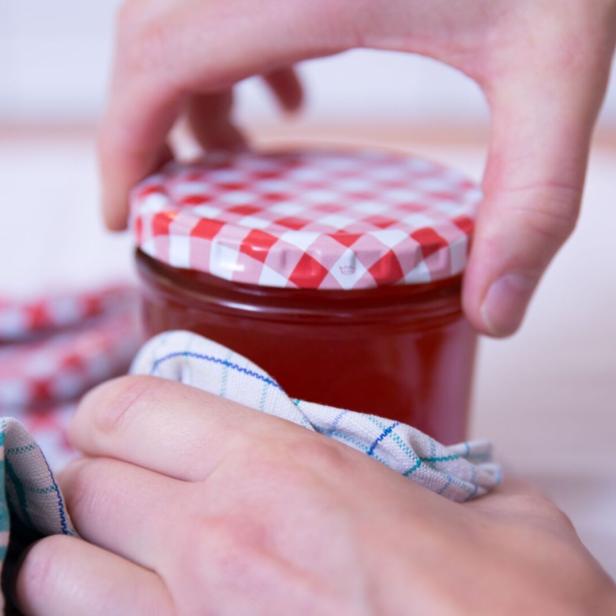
[0,417,78,612]
[134,331,501,502]
[0,326,500,610]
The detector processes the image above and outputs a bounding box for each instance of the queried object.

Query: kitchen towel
[0,324,500,610]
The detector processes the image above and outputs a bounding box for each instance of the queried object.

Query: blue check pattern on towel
[0,330,500,609]
[134,331,501,501]
[0,418,77,611]
[0,418,76,544]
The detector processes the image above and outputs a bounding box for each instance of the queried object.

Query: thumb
[463,71,609,337]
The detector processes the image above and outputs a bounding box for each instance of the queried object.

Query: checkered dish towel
[0,329,500,608]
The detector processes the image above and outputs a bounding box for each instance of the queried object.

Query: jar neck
[136,249,465,326]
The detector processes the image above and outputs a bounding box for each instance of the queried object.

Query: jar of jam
[131,149,481,443]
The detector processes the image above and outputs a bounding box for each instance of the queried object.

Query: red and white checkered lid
[130,149,482,290]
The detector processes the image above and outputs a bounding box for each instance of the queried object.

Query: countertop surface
[1,128,614,579]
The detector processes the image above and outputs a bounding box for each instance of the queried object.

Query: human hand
[15,376,616,614]
[99,0,616,336]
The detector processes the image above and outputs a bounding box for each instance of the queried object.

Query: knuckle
[84,375,167,436]
[222,443,288,489]
[221,435,346,501]
[511,491,574,527]
[284,435,352,474]
[525,208,577,245]
[18,536,71,597]
[502,184,580,247]
[239,432,352,482]
[61,459,105,519]
[537,500,576,530]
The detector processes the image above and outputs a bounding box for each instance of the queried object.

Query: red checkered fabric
[0,309,140,410]
[0,285,143,469]
[131,150,481,290]
[0,286,142,410]
[0,285,135,342]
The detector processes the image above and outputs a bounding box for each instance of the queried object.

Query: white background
[3,0,616,126]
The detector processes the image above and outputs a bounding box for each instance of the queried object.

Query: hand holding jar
[14,376,616,615]
[99,0,616,336]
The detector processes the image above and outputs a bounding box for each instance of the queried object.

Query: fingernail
[480,273,536,336]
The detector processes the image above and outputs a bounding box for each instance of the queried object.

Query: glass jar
[132,149,481,443]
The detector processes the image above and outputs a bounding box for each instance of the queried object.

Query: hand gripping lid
[130,149,481,290]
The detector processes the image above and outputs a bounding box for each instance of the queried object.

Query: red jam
[137,250,476,443]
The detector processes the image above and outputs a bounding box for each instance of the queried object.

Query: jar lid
[130,149,481,290]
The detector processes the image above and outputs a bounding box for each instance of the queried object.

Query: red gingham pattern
[130,149,482,290]
[0,287,142,410]
[0,285,136,342]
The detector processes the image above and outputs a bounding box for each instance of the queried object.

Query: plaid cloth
[0,327,500,609]
[134,331,501,501]
[0,417,78,612]
[0,286,141,411]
